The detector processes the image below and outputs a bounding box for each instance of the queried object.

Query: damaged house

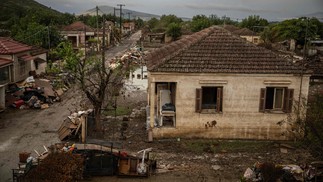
[0,37,48,110]
[145,26,310,140]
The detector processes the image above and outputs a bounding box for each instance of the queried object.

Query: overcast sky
[35,0,323,21]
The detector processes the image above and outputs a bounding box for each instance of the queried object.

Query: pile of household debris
[5,76,64,109]
[243,161,323,181]
[58,109,93,141]
[109,46,145,69]
[13,142,156,181]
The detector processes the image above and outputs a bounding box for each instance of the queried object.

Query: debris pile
[5,76,64,109]
[58,109,93,141]
[243,161,323,182]
[109,46,145,69]
[24,152,84,182]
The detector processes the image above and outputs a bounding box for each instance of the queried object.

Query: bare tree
[54,41,129,132]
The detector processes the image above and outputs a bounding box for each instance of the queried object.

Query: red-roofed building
[61,21,112,52]
[123,22,135,35]
[145,26,310,140]
[0,37,48,110]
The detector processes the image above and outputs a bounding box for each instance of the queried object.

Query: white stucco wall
[149,72,310,140]
[31,53,47,75]
[127,66,148,90]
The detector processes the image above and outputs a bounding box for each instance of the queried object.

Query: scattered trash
[242,161,323,182]
[5,77,65,110]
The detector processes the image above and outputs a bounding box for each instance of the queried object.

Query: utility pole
[96,6,100,52]
[102,17,106,70]
[117,4,125,39]
[297,17,309,118]
[127,12,131,20]
[47,26,50,50]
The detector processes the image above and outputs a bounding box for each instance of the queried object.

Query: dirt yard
[95,90,318,182]
[0,84,319,182]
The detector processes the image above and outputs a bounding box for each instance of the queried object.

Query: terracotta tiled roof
[61,21,95,32]
[222,25,240,32]
[146,26,302,74]
[307,56,323,76]
[232,28,257,36]
[0,58,12,67]
[0,37,33,54]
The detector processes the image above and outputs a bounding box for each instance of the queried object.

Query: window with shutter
[260,87,294,113]
[196,88,202,112]
[196,87,223,113]
[259,88,266,112]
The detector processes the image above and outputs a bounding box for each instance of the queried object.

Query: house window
[196,87,223,113]
[19,61,26,75]
[137,74,141,79]
[143,75,148,79]
[253,38,259,44]
[35,61,39,70]
[259,87,294,113]
[0,66,9,84]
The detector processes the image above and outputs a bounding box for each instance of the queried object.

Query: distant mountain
[301,12,323,21]
[0,0,62,31]
[0,0,61,18]
[80,5,160,21]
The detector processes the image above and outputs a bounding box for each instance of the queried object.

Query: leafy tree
[54,41,129,132]
[191,15,211,32]
[266,17,320,45]
[134,17,144,29]
[209,15,237,26]
[166,23,182,40]
[239,15,269,32]
[146,17,159,30]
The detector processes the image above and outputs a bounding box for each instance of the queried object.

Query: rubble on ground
[242,161,323,182]
[5,76,65,110]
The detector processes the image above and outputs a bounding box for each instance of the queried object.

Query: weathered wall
[31,53,47,75]
[240,35,262,45]
[149,72,310,140]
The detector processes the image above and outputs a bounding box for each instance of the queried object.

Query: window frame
[259,87,294,113]
[196,86,223,113]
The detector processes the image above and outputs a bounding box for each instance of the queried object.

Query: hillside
[81,5,160,21]
[0,0,62,31]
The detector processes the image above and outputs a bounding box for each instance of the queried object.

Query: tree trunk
[94,105,102,132]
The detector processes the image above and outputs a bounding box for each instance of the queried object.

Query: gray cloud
[184,3,279,13]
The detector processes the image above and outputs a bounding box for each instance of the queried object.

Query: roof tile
[0,37,33,54]
[145,26,302,74]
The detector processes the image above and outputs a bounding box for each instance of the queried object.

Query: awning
[34,57,46,63]
[18,54,35,61]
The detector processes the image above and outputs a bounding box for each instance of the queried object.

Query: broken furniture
[58,110,92,142]
[159,90,175,127]
[118,148,156,177]
[12,152,38,182]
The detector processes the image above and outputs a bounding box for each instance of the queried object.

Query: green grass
[183,140,273,154]
[104,106,132,116]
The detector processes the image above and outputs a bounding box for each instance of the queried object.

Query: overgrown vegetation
[278,95,323,159]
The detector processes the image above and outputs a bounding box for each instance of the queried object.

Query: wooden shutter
[259,88,266,112]
[283,88,294,113]
[283,88,289,113]
[196,88,202,113]
[216,87,223,112]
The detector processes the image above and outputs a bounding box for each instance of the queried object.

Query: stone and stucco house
[61,21,111,52]
[0,37,48,110]
[145,26,309,140]
[233,28,262,45]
